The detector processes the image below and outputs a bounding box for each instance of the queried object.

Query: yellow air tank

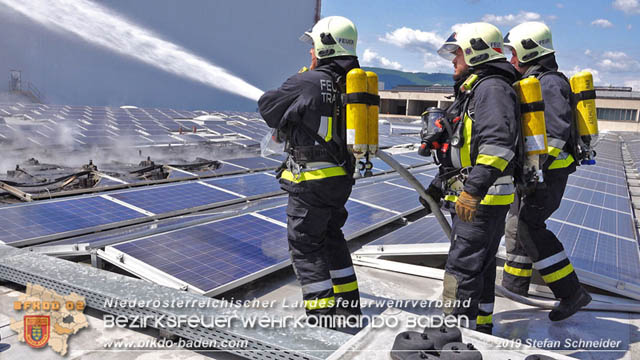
[514,76,547,183]
[366,71,379,154]
[515,77,548,156]
[570,71,598,137]
[346,68,368,157]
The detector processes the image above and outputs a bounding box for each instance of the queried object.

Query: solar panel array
[0,150,432,247]
[0,171,281,246]
[0,103,419,149]
[111,214,290,292]
[0,103,272,148]
[101,167,436,294]
[363,136,640,299]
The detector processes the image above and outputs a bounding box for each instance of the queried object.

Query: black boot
[332,307,366,335]
[548,286,592,321]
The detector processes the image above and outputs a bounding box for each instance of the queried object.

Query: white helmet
[438,22,506,66]
[504,22,555,64]
[300,16,358,59]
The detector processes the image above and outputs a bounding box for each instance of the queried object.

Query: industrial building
[380,84,640,131]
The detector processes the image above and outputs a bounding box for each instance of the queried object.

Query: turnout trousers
[443,204,509,333]
[285,176,361,317]
[502,170,581,299]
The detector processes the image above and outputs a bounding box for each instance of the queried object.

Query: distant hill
[361,67,454,90]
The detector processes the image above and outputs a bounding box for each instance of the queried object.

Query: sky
[0,0,314,110]
[323,0,640,89]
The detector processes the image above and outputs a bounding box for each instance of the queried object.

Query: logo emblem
[24,315,50,348]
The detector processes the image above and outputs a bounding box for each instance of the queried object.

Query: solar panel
[342,200,400,238]
[0,196,147,246]
[255,205,287,225]
[222,156,281,170]
[384,169,437,189]
[100,186,408,294]
[368,215,450,246]
[204,173,282,197]
[349,182,421,214]
[256,198,402,240]
[392,153,431,167]
[368,157,394,172]
[562,186,632,213]
[546,220,640,289]
[571,168,627,187]
[108,214,289,293]
[378,134,420,148]
[567,176,629,197]
[549,199,635,240]
[109,182,241,214]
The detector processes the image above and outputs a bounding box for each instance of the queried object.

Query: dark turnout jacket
[522,54,576,173]
[435,60,521,204]
[258,57,359,193]
[258,57,359,152]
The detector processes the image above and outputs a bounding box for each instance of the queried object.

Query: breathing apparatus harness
[276,68,355,181]
[537,70,597,165]
[420,73,521,199]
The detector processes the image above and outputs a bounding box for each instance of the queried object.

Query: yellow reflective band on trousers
[547,146,562,158]
[333,281,358,294]
[305,296,335,310]
[281,166,347,183]
[444,193,514,206]
[504,264,533,277]
[542,264,574,283]
[476,314,492,325]
[476,154,509,172]
[461,114,473,167]
[548,154,574,170]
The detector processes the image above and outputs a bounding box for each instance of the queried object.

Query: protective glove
[418,185,444,215]
[455,191,481,222]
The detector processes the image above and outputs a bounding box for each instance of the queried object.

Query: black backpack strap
[537,70,581,163]
[293,68,353,175]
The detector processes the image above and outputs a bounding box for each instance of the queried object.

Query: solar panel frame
[108,182,242,215]
[0,196,149,247]
[349,182,422,214]
[106,214,290,294]
[367,215,451,247]
[203,173,282,197]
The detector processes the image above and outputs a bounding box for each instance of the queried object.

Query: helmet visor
[299,31,313,45]
[437,43,459,61]
[437,32,459,60]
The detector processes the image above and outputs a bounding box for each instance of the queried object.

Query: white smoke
[0,0,264,101]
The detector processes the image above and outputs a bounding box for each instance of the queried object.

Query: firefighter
[501,21,592,321]
[257,16,362,326]
[428,22,520,334]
